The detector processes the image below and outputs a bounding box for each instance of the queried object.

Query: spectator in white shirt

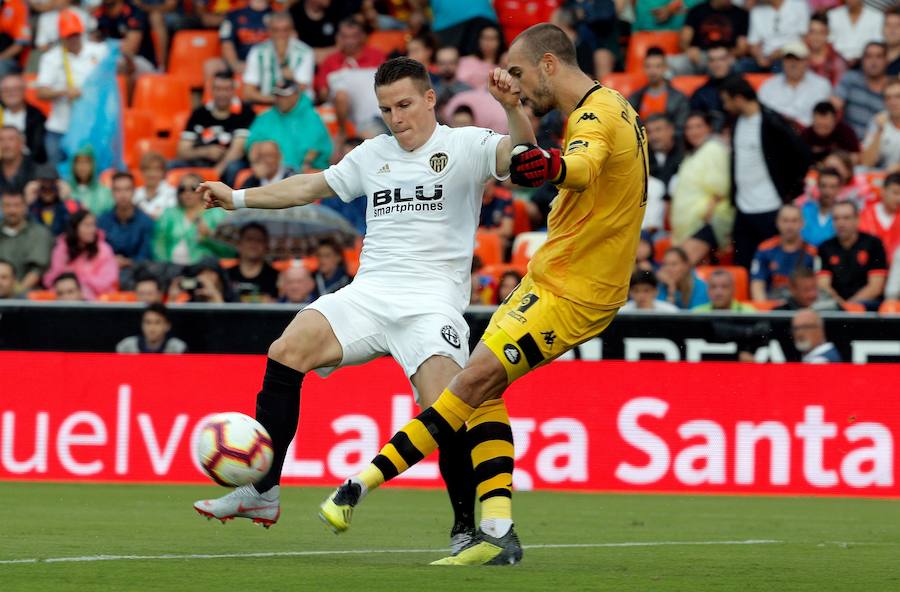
[242,11,315,105]
[133,151,177,220]
[758,41,832,128]
[745,0,809,72]
[827,0,885,67]
[621,270,681,312]
[35,10,109,167]
[861,78,900,172]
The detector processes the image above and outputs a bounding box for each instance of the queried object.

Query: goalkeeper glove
[510,144,563,187]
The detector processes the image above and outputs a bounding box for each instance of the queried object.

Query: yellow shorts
[482,274,619,383]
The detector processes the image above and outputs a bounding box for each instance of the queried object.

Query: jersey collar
[575,82,602,111]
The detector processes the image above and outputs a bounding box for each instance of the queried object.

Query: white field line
[0,539,782,565]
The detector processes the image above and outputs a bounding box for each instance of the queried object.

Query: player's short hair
[0,258,15,275]
[645,46,666,60]
[817,166,842,184]
[833,199,859,215]
[374,56,432,93]
[813,101,836,116]
[630,269,658,289]
[885,172,900,189]
[790,267,816,284]
[53,272,80,288]
[720,75,757,101]
[239,221,269,241]
[144,302,171,323]
[111,171,134,186]
[511,23,578,67]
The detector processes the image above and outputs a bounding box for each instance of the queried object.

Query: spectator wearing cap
[133,151,176,220]
[243,11,315,105]
[833,42,889,142]
[246,80,332,172]
[36,10,108,167]
[887,8,900,76]
[152,173,230,265]
[52,271,84,301]
[116,303,188,354]
[240,140,295,188]
[214,0,272,77]
[27,165,80,237]
[34,0,95,52]
[0,258,15,298]
[758,41,832,129]
[827,0,884,67]
[0,0,30,78]
[226,222,279,303]
[861,79,900,172]
[817,200,887,309]
[750,204,816,302]
[859,172,900,265]
[657,246,709,310]
[174,72,255,186]
[721,76,811,270]
[800,102,861,164]
[775,267,830,311]
[278,264,315,305]
[44,210,119,300]
[744,0,809,73]
[800,167,839,247]
[791,309,841,363]
[97,171,154,277]
[645,113,684,187]
[629,47,690,130]
[0,74,48,164]
[0,190,53,292]
[693,269,756,312]
[805,13,847,87]
[621,270,680,312]
[0,125,38,195]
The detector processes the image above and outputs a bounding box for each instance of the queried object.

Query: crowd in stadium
[0,0,898,316]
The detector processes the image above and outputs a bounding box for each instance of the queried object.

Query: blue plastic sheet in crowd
[60,41,124,178]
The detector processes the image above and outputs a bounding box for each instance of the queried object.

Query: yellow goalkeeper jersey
[528,84,648,310]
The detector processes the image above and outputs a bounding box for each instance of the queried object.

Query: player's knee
[267,337,313,373]
[452,359,507,406]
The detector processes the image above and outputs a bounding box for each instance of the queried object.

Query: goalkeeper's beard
[527,74,555,117]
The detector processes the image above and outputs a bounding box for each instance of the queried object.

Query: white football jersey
[323,124,508,312]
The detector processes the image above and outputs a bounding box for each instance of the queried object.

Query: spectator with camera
[621,269,680,312]
[226,222,279,303]
[791,309,841,363]
[116,303,188,353]
[43,210,118,300]
[0,190,53,293]
[657,246,709,310]
[169,261,233,304]
[27,165,80,237]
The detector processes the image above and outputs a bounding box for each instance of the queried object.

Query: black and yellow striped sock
[358,389,474,491]
[467,398,514,524]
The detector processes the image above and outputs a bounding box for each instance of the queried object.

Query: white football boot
[193,485,281,528]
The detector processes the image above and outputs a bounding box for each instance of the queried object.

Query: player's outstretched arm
[198,173,337,210]
[488,68,536,177]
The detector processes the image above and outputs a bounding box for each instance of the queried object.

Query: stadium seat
[98,291,138,302]
[23,73,51,116]
[494,0,560,44]
[233,168,253,189]
[696,265,750,301]
[367,30,409,56]
[601,72,646,99]
[625,31,681,74]
[653,235,672,262]
[671,75,708,97]
[315,103,357,139]
[132,74,192,136]
[166,167,219,186]
[745,73,772,91]
[511,198,532,236]
[510,231,547,266]
[123,109,156,168]
[879,300,900,314]
[117,74,129,107]
[26,290,56,301]
[841,301,866,313]
[134,136,178,161]
[218,258,238,269]
[752,299,785,311]
[474,230,504,265]
[480,263,528,284]
[169,30,221,88]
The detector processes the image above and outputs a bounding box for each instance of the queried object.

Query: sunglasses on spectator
[179,185,196,193]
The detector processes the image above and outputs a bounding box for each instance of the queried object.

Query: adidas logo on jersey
[377,163,390,174]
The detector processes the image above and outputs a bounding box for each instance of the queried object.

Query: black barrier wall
[1,302,898,362]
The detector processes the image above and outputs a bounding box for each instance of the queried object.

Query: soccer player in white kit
[193,57,534,553]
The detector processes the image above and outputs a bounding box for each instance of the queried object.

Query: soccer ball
[196,413,274,487]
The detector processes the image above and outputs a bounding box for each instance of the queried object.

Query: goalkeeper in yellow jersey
[319,23,648,566]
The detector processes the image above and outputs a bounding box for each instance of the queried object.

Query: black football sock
[438,425,476,533]
[253,358,304,494]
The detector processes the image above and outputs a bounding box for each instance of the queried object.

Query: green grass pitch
[1,483,898,591]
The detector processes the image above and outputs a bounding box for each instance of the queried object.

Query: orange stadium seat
[671,75,707,97]
[511,198,532,236]
[841,301,866,313]
[510,231,547,266]
[653,235,672,262]
[98,291,138,302]
[752,299,785,311]
[474,230,503,265]
[626,31,681,74]
[315,103,356,139]
[480,263,527,284]
[123,109,155,168]
[117,74,129,107]
[601,72,646,99]
[494,0,560,44]
[169,30,221,88]
[167,167,219,186]
[696,265,750,301]
[134,137,178,161]
[233,168,253,189]
[367,30,409,56]
[26,290,56,301]
[879,300,900,314]
[132,74,192,136]
[218,258,238,269]
[23,73,51,116]
[745,73,772,91]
